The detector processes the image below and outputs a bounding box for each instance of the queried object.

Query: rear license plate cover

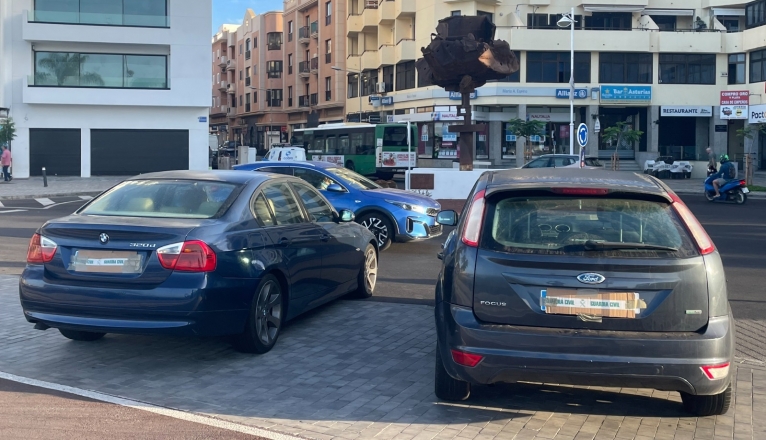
[541,288,645,318]
[70,250,143,274]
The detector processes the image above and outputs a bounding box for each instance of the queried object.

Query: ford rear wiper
[559,241,678,252]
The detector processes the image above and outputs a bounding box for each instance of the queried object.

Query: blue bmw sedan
[19,170,378,354]
[234,161,442,250]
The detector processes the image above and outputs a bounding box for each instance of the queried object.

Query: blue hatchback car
[19,171,379,354]
[235,161,442,250]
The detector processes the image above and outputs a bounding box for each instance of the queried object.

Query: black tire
[377,172,395,181]
[348,244,377,299]
[434,344,470,401]
[345,160,356,171]
[357,212,394,251]
[59,329,106,341]
[681,384,732,416]
[735,190,747,205]
[233,274,284,354]
[705,191,716,202]
[685,171,691,179]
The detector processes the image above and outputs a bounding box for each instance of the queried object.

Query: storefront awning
[583,5,646,13]
[642,9,694,16]
[712,8,745,17]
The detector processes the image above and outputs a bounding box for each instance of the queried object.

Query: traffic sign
[577,123,588,147]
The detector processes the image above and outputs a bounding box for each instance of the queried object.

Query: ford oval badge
[577,273,605,284]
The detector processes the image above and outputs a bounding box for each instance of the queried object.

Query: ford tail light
[668,191,715,255]
[461,190,486,247]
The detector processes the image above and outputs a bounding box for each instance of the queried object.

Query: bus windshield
[326,167,381,190]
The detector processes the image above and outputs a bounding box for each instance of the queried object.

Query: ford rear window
[80,180,240,219]
[481,195,698,258]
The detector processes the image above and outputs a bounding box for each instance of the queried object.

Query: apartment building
[0,0,211,178]
[211,2,346,152]
[346,0,766,170]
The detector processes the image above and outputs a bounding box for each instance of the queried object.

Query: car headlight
[386,200,428,214]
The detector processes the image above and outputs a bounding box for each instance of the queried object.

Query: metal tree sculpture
[416,16,519,170]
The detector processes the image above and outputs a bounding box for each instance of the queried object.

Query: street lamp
[557,9,576,155]
[332,66,363,123]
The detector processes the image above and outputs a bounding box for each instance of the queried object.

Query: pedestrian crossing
[0,195,93,213]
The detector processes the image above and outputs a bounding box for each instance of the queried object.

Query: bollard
[42,167,47,187]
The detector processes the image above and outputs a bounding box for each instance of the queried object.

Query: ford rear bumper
[436,302,735,396]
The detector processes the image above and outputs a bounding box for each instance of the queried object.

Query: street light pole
[333,66,363,123]
[558,9,575,155]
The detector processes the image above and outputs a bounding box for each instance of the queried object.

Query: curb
[0,191,103,201]
[674,190,766,199]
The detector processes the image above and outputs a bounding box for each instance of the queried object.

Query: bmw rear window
[80,180,240,219]
[481,194,698,258]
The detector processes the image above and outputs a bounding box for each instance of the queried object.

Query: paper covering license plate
[70,250,142,274]
[541,288,647,318]
[743,187,750,194]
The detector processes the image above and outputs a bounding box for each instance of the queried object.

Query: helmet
[719,154,729,163]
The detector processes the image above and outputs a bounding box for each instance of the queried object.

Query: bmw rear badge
[99,233,109,245]
[577,273,605,284]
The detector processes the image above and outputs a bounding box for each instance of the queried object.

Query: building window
[584,12,632,30]
[477,10,493,23]
[325,2,332,25]
[361,70,378,96]
[245,67,251,86]
[599,53,652,84]
[348,74,359,98]
[729,53,746,84]
[660,54,716,84]
[267,61,283,79]
[253,91,257,103]
[395,61,416,90]
[651,16,676,31]
[33,52,167,88]
[489,51,521,83]
[451,11,461,16]
[526,52,591,83]
[31,0,168,27]
[267,32,283,50]
[240,44,243,55]
[325,40,332,64]
[288,21,294,41]
[267,89,283,107]
[288,86,293,106]
[245,38,251,60]
[239,95,243,107]
[751,49,766,83]
[288,54,293,74]
[245,93,251,112]
[325,76,332,101]
[382,65,394,92]
[254,37,257,48]
[747,1,766,29]
[239,70,243,80]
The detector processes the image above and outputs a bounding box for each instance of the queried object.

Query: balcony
[657,30,724,53]
[299,95,310,107]
[211,105,227,115]
[310,57,319,73]
[27,9,169,27]
[395,0,416,17]
[379,44,394,67]
[311,21,319,38]
[379,0,395,23]
[310,93,318,105]
[504,27,652,52]
[226,59,235,71]
[395,39,416,62]
[361,7,378,33]
[298,61,311,78]
[218,56,228,68]
[218,81,229,91]
[348,14,363,34]
[227,107,235,116]
[227,84,235,95]
[361,50,378,70]
[299,26,310,44]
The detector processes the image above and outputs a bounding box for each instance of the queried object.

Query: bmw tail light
[668,192,715,255]
[157,240,217,272]
[27,234,58,264]
[461,190,486,247]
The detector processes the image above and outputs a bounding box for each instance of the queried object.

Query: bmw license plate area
[541,288,646,318]
[70,250,142,274]
[743,187,750,194]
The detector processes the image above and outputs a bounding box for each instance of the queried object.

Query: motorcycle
[704,175,749,204]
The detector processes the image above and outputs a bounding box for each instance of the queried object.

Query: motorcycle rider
[712,154,736,198]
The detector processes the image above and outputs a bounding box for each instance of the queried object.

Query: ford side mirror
[326,183,345,193]
[437,210,458,226]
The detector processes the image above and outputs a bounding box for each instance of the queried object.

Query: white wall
[3,0,212,178]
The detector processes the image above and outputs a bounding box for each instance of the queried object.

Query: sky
[212,0,283,34]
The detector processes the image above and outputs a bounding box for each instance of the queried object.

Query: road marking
[0,201,3,207]
[79,195,94,200]
[35,198,55,206]
[0,371,304,440]
[0,210,27,214]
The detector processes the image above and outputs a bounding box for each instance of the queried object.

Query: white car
[644,156,673,178]
[669,161,693,179]
[264,146,306,162]
[521,154,603,169]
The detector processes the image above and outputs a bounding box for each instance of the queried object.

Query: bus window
[383,126,409,147]
[311,136,324,153]
[339,135,350,154]
[350,133,363,155]
[325,136,337,154]
[363,132,375,154]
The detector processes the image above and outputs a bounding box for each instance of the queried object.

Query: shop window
[476,129,488,159]
[527,52,591,83]
[751,49,766,83]
[502,123,517,159]
[659,54,716,85]
[599,53,652,84]
[729,53,746,84]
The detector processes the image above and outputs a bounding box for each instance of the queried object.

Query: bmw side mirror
[338,209,355,223]
[437,210,458,226]
[326,183,345,193]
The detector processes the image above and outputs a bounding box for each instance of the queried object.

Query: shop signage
[599,85,652,104]
[315,155,344,166]
[198,116,207,123]
[381,96,393,105]
[720,105,748,120]
[432,112,463,121]
[749,104,766,123]
[660,106,713,117]
[720,90,749,105]
[505,134,517,142]
[378,151,416,168]
[555,89,589,99]
[449,91,477,100]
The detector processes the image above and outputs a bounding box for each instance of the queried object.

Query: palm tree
[35,53,104,86]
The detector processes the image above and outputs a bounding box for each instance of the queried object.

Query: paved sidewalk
[0,176,125,200]
[1,275,764,440]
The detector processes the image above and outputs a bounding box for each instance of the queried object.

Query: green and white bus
[291,123,418,180]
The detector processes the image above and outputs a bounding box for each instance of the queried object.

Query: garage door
[29,129,81,176]
[91,129,189,176]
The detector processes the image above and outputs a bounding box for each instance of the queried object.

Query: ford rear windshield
[481,195,698,258]
[80,180,240,219]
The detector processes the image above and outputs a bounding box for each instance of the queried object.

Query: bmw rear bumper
[436,302,735,396]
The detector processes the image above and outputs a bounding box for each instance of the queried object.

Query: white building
[0,0,211,178]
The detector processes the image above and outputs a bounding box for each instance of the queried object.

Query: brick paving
[0,275,764,440]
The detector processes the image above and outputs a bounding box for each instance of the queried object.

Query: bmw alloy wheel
[255,279,282,345]
[364,246,378,292]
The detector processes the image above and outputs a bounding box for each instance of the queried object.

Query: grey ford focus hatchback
[434,169,734,416]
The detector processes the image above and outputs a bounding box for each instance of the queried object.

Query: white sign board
[721,105,748,120]
[378,151,416,168]
[660,106,713,117]
[749,104,766,123]
[315,155,345,166]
